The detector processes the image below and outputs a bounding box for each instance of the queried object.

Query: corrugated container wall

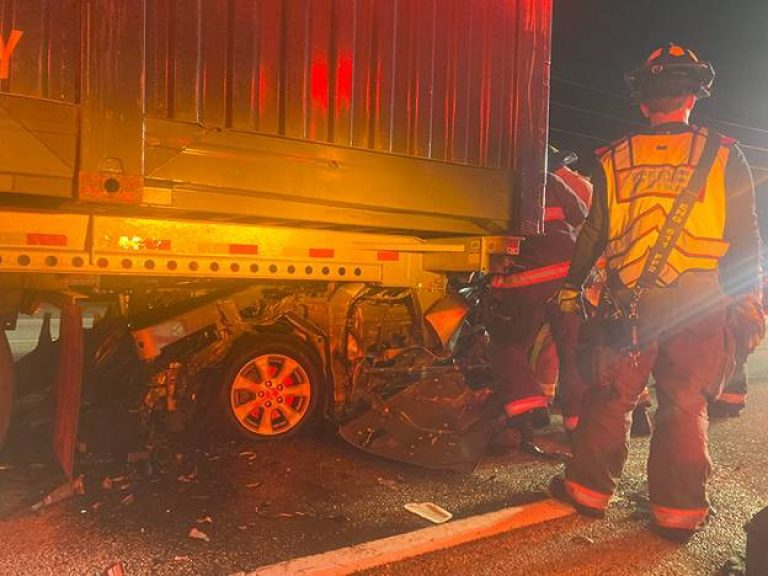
[0,0,551,236]
[147,0,527,169]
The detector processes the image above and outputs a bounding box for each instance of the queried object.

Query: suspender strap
[636,130,723,290]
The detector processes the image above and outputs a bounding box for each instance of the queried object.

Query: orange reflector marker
[377,251,399,261]
[229,244,259,255]
[118,236,171,251]
[138,239,171,251]
[27,233,67,247]
[309,248,334,258]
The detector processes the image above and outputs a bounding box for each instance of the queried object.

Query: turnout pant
[565,272,733,530]
[488,284,554,418]
[547,301,588,428]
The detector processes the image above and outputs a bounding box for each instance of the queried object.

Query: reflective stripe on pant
[566,272,730,527]
[651,503,709,530]
[565,478,611,511]
[504,395,549,417]
[531,324,558,400]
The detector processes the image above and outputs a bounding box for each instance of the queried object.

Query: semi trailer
[0,0,552,475]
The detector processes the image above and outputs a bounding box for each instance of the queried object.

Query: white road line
[246,498,575,576]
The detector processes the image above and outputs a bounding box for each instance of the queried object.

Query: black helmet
[625,44,715,101]
[548,145,578,171]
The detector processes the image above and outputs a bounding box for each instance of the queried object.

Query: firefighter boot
[548,475,606,519]
[630,405,652,437]
[532,406,551,428]
[507,412,546,456]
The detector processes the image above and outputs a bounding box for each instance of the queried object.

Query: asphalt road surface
[1,341,767,575]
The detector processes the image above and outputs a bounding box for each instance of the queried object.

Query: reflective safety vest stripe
[600,126,731,288]
[544,206,565,222]
[555,166,594,208]
[491,261,571,289]
[564,478,612,510]
[651,503,709,530]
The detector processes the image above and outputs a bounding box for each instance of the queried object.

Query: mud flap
[50,295,84,479]
[339,373,494,473]
[0,329,13,449]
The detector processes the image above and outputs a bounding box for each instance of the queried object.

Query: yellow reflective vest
[600,126,731,287]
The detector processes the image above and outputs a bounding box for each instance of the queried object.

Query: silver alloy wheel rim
[230,352,312,436]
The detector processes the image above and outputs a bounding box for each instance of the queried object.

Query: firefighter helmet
[625,44,715,101]
[548,145,578,171]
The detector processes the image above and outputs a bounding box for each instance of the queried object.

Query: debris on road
[573,535,595,545]
[30,475,85,512]
[196,515,213,524]
[404,502,453,524]
[100,477,113,490]
[120,494,135,506]
[102,562,125,576]
[188,527,210,542]
[245,481,262,488]
[177,470,197,483]
[377,476,397,489]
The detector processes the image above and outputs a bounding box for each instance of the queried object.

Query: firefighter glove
[728,294,765,354]
[557,285,583,314]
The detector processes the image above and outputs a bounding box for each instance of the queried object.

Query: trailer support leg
[49,295,83,479]
[0,329,14,449]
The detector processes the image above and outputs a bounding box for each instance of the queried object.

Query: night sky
[550,0,768,179]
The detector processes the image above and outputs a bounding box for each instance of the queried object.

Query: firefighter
[488,165,587,447]
[529,147,593,433]
[549,44,763,541]
[549,146,594,207]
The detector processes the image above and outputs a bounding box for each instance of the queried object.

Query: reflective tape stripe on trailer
[0,233,69,247]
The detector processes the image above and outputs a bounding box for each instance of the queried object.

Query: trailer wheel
[219,335,324,440]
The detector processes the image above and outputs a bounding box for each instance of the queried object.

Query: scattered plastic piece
[196,516,213,524]
[404,502,453,524]
[120,494,135,506]
[245,482,262,488]
[377,477,397,489]
[188,527,210,542]
[102,562,124,576]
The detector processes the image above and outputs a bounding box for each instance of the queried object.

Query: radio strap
[627,129,723,366]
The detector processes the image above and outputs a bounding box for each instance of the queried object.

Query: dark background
[550,0,768,181]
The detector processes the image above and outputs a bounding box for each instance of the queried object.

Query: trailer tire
[219,334,324,440]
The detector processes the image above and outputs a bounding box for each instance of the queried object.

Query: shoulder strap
[637,130,723,290]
